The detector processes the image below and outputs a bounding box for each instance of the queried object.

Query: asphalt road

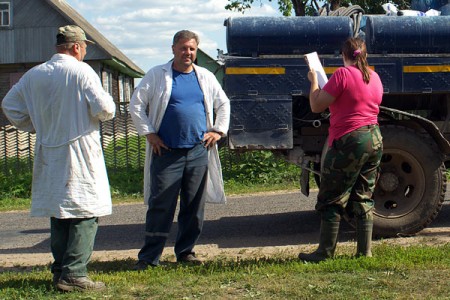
[0,190,449,257]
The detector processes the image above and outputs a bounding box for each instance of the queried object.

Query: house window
[118,75,132,114]
[119,76,132,102]
[118,75,124,102]
[0,2,10,27]
[102,70,113,95]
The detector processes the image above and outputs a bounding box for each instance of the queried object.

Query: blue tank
[411,0,448,12]
[225,16,353,56]
[441,4,450,15]
[364,16,450,54]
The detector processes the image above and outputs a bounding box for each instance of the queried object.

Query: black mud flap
[300,168,310,197]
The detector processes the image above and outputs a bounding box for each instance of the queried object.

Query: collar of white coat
[51,53,80,62]
[162,61,204,80]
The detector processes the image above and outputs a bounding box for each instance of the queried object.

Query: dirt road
[1,190,449,270]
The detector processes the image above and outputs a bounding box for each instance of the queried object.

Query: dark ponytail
[342,38,370,84]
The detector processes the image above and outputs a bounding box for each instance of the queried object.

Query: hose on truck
[319,5,365,37]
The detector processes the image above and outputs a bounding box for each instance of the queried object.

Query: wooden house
[0,0,145,128]
[0,0,145,173]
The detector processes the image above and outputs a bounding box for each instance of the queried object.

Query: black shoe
[56,276,106,292]
[133,260,156,271]
[52,272,61,287]
[177,253,203,265]
[298,251,329,263]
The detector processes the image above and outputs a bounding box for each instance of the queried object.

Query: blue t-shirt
[158,69,207,148]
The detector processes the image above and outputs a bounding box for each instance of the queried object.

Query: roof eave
[102,57,145,78]
[45,0,145,76]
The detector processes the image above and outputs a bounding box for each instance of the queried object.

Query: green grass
[225,181,299,195]
[0,197,31,212]
[1,244,449,299]
[0,181,301,212]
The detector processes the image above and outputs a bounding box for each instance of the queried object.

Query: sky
[64,0,283,73]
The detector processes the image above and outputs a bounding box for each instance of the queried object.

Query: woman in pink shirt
[299,37,383,262]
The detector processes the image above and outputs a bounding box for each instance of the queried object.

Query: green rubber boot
[356,218,373,257]
[298,220,340,262]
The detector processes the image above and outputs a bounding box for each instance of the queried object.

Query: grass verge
[1,244,449,299]
[0,181,301,212]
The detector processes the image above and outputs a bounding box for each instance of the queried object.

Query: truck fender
[380,106,450,155]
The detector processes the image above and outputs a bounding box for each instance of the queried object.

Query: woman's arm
[308,68,335,113]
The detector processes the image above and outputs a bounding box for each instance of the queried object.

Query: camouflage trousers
[317,125,383,222]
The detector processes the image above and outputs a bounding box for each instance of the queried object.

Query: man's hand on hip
[146,133,168,156]
[203,131,222,148]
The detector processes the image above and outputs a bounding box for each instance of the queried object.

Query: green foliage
[225,0,411,16]
[220,148,300,186]
[108,167,143,196]
[225,0,308,16]
[105,145,301,197]
[0,147,301,208]
[0,159,32,199]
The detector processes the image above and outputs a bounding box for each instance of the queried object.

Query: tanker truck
[221,13,450,237]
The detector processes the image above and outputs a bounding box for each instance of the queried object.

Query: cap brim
[85,39,95,45]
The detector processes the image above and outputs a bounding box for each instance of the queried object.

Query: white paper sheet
[304,52,328,89]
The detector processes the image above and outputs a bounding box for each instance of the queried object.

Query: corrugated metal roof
[46,0,145,77]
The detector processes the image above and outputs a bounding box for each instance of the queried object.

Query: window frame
[102,70,113,95]
[118,75,132,115]
[0,2,11,28]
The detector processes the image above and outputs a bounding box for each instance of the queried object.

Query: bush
[220,148,300,185]
[0,147,301,201]
[108,167,143,196]
[0,159,33,199]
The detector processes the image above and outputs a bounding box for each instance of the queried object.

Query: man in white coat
[130,30,230,269]
[1,25,115,291]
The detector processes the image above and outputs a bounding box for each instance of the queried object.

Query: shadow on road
[1,203,448,255]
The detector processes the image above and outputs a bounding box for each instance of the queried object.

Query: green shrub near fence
[0,159,33,199]
[103,135,147,170]
[0,148,301,201]
[220,147,300,185]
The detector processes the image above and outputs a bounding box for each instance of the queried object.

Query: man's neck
[172,63,193,73]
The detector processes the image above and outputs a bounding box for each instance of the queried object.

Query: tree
[225,0,305,16]
[225,0,410,16]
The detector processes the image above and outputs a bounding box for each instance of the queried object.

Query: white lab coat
[129,61,230,204]
[2,54,116,218]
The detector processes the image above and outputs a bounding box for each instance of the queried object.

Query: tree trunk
[292,0,306,16]
[330,0,341,11]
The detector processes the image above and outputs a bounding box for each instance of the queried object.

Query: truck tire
[373,125,446,237]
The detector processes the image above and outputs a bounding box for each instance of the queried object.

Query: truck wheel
[373,126,446,238]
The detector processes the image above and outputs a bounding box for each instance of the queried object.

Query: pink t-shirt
[322,65,383,146]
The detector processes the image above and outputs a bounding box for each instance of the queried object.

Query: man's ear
[73,43,80,54]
